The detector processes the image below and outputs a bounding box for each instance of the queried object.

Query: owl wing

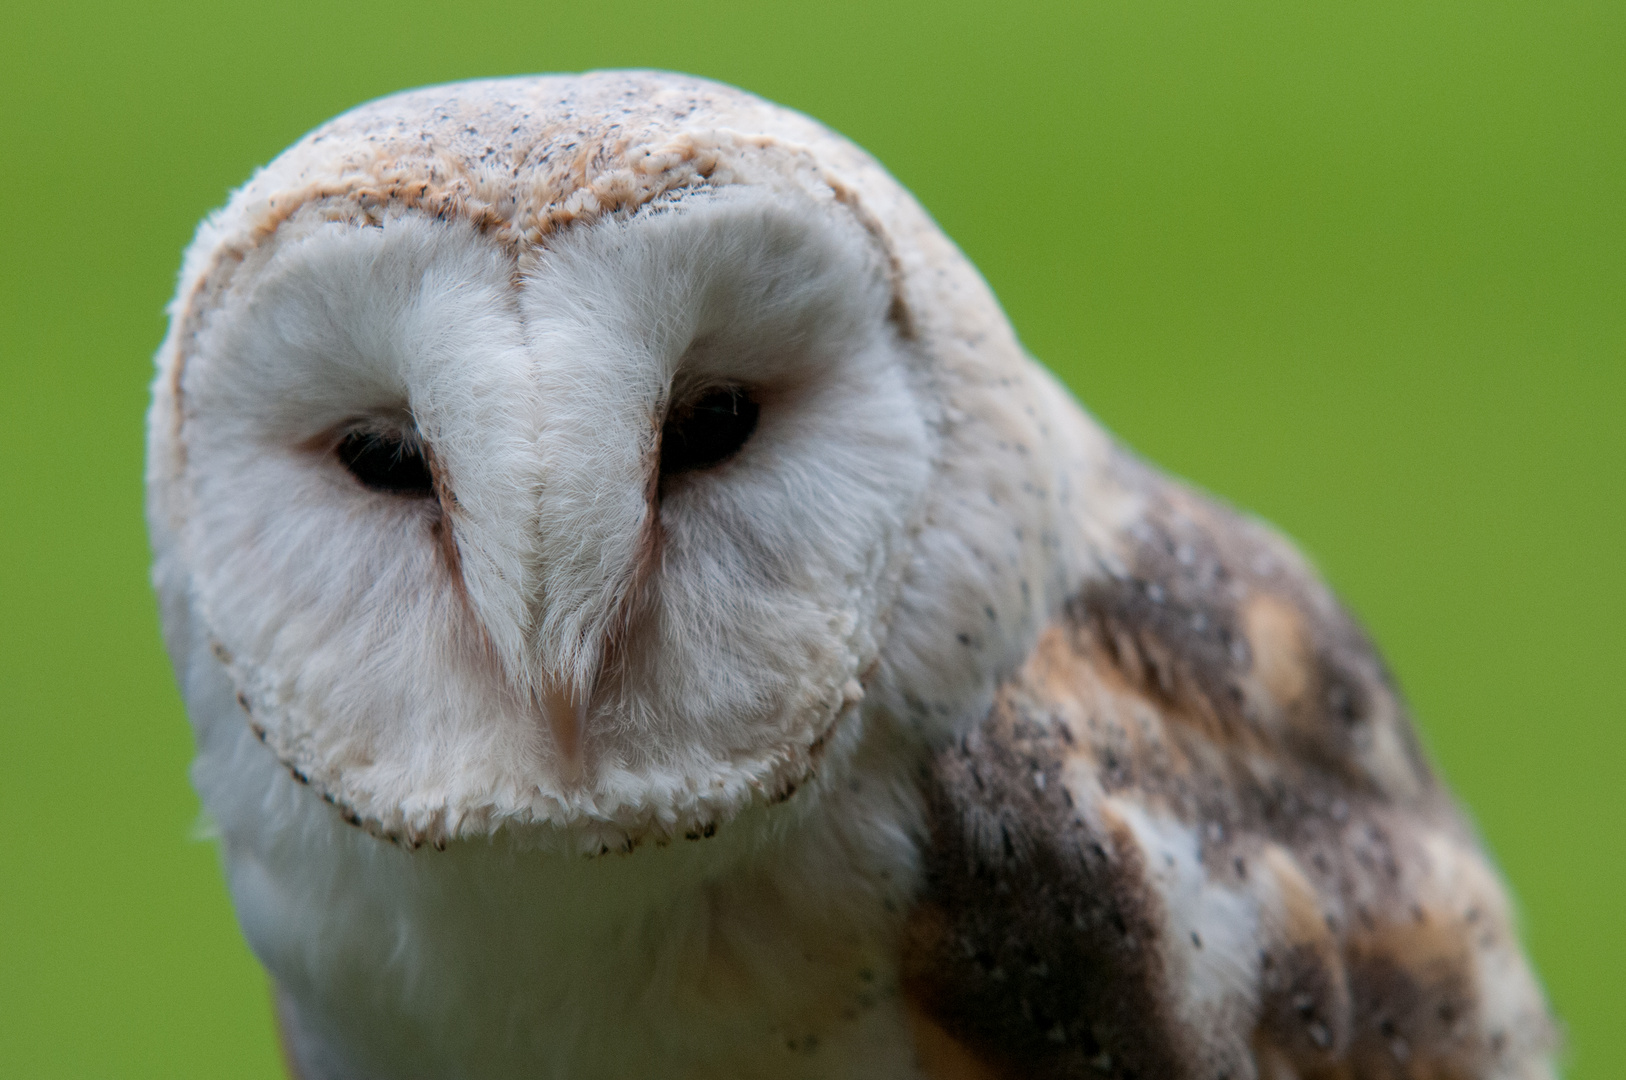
[903,451,1555,1080]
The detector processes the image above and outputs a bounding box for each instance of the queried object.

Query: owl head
[148,72,1096,853]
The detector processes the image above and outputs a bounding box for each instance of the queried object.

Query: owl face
[152,75,1079,855]
[171,185,932,849]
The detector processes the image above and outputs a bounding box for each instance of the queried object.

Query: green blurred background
[2,1,1619,1075]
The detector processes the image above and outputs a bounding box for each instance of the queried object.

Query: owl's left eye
[660,387,760,477]
[336,430,435,496]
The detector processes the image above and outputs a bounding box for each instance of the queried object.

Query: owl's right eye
[336,430,435,496]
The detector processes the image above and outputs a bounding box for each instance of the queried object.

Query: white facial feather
[172,185,960,851]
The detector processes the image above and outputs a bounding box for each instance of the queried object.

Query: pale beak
[538,678,589,769]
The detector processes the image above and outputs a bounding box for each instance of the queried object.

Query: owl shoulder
[901,450,1554,1080]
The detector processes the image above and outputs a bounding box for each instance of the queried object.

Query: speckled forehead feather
[169,72,1019,390]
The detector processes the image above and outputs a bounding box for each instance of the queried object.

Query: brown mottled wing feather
[904,453,1555,1080]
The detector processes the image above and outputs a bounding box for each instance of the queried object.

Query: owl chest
[207,728,924,1080]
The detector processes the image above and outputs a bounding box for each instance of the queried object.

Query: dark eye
[336,430,434,495]
[659,387,759,476]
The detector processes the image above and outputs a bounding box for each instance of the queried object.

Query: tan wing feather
[904,451,1555,1080]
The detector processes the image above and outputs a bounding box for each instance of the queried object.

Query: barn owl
[147,71,1555,1080]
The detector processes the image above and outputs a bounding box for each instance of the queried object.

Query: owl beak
[538,678,589,770]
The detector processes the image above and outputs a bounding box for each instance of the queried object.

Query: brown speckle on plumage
[905,456,1555,1079]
